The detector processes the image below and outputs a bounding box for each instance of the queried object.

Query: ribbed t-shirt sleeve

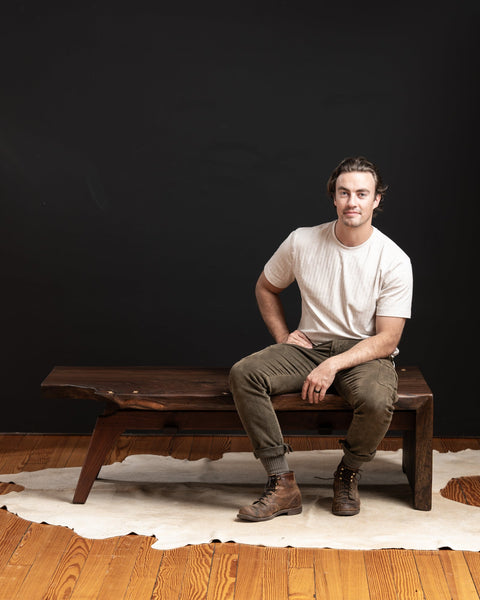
[376,256,413,318]
[264,231,296,289]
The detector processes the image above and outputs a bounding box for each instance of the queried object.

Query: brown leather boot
[332,460,361,516]
[237,471,302,522]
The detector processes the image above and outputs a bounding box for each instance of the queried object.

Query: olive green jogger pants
[229,339,398,469]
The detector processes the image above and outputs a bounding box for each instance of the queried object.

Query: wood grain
[206,543,238,600]
[264,546,288,600]
[364,550,398,600]
[95,535,146,598]
[288,547,315,599]
[235,545,265,600]
[12,524,75,600]
[152,544,190,598]
[69,537,119,599]
[0,482,24,494]
[439,550,480,600]
[414,551,451,600]
[464,551,480,597]
[188,436,217,461]
[440,476,480,506]
[64,436,91,468]
[437,438,480,452]
[41,365,432,409]
[122,536,163,600]
[388,549,424,599]
[0,511,31,573]
[459,476,480,506]
[338,550,370,600]
[0,523,51,599]
[440,477,469,504]
[0,435,41,474]
[313,549,344,600]
[43,534,93,599]
[179,543,215,600]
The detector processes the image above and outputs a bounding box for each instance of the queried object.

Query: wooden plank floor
[0,434,479,600]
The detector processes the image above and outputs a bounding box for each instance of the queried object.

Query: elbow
[375,317,406,357]
[383,335,401,357]
[255,278,264,303]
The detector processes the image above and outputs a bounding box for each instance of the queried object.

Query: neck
[334,221,373,247]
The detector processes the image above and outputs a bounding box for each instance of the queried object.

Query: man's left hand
[302,360,337,404]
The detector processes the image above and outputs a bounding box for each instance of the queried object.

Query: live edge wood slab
[41,365,433,510]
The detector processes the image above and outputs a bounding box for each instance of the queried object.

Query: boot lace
[335,465,360,500]
[253,475,280,506]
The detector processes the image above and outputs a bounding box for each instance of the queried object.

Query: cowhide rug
[1,449,478,551]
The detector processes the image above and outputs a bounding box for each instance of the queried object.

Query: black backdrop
[1,1,479,435]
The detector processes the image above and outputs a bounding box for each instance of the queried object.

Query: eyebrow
[337,186,370,193]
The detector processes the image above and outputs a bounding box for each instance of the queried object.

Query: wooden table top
[41,365,432,412]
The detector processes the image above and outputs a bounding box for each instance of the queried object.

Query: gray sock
[260,454,290,475]
[341,455,363,471]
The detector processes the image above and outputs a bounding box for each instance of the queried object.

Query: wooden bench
[41,365,433,510]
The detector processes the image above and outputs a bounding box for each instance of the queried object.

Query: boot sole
[237,506,302,522]
[332,507,360,516]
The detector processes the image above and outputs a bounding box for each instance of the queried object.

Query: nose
[346,194,358,206]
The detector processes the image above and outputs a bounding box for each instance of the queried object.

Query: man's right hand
[280,330,313,349]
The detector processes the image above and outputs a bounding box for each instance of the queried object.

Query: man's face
[334,171,381,229]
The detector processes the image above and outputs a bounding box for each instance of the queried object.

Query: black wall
[1,1,479,435]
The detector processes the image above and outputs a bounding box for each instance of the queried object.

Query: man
[229,156,413,521]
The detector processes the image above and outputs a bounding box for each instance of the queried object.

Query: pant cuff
[339,439,375,468]
[254,443,292,459]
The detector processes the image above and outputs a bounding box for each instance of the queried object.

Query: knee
[350,382,396,419]
[229,356,258,392]
[228,360,243,392]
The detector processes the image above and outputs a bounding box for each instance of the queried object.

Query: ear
[373,194,381,208]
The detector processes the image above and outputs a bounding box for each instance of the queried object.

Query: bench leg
[73,412,126,504]
[401,398,433,511]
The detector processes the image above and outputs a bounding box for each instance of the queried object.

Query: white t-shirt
[264,221,413,344]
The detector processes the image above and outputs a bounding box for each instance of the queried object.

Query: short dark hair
[327,156,388,216]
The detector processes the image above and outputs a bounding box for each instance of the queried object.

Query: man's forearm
[327,332,396,373]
